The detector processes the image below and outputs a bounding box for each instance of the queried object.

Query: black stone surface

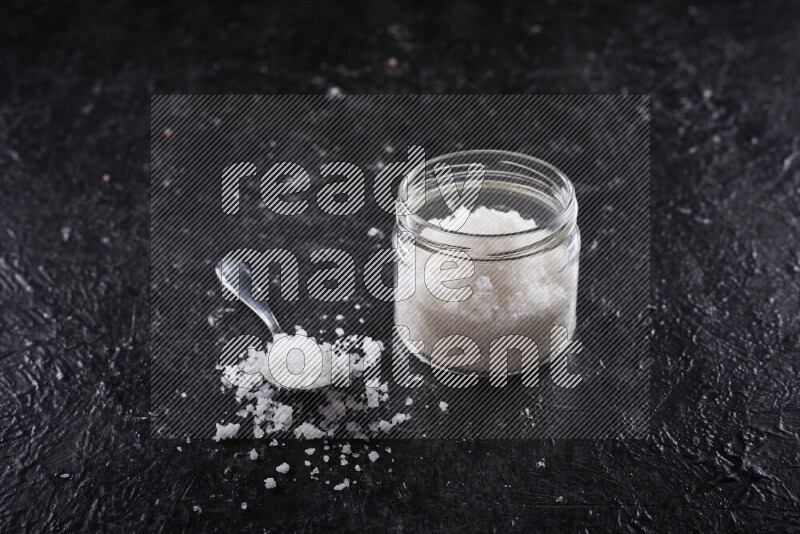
[2,0,799,531]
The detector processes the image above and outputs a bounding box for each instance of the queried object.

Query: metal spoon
[215,260,285,337]
[215,260,333,390]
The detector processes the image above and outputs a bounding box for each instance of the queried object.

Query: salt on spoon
[216,260,333,390]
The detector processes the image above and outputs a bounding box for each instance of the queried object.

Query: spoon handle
[215,260,285,337]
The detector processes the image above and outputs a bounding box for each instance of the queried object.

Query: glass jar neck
[396,151,578,261]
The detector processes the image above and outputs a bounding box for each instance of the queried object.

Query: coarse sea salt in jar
[394,150,580,376]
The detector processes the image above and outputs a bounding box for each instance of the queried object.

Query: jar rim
[396,150,578,259]
[398,149,576,238]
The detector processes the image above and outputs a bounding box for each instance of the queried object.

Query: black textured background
[2,0,799,531]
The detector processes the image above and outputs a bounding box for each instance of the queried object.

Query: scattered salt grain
[305,448,316,455]
[241,502,247,510]
[294,422,325,440]
[439,401,448,412]
[368,451,379,462]
[249,449,258,460]
[354,465,361,472]
[333,478,350,491]
[213,422,240,441]
[405,397,413,406]
[378,420,393,433]
[275,462,290,474]
[367,227,382,238]
[335,314,345,321]
[264,478,277,489]
[193,505,202,513]
[335,327,344,337]
[323,455,329,463]
[304,460,311,466]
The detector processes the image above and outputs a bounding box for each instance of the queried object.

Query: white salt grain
[333,478,350,491]
[305,448,316,455]
[249,449,258,460]
[294,422,326,440]
[213,422,240,441]
[368,451,379,462]
[275,462,290,474]
[439,401,448,412]
[264,478,277,489]
[405,397,413,406]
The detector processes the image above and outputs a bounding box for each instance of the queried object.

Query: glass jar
[394,150,580,376]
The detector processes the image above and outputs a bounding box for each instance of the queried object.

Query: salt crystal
[305,448,316,455]
[294,422,325,440]
[378,420,393,433]
[368,451,379,462]
[333,478,350,491]
[439,401,448,412]
[405,397,413,406]
[264,478,277,489]
[213,422,240,441]
[275,462,290,474]
[249,449,258,460]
